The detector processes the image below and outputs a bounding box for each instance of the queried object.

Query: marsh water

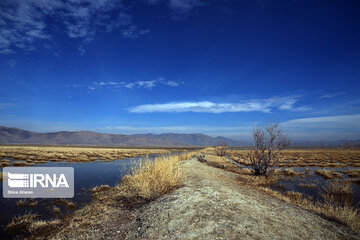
[0,154,163,239]
[227,157,360,207]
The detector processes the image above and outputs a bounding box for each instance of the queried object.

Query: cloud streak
[0,0,149,54]
[318,92,345,99]
[88,77,182,90]
[282,114,360,129]
[129,96,310,113]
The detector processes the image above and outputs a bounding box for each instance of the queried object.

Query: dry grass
[299,183,317,189]
[92,184,111,194]
[6,213,40,233]
[52,206,61,215]
[321,180,354,206]
[315,169,343,179]
[16,199,37,207]
[52,199,76,210]
[260,186,360,231]
[345,169,360,178]
[0,145,188,164]
[276,168,302,177]
[0,159,10,167]
[6,212,60,236]
[312,203,360,230]
[227,149,360,168]
[117,155,184,204]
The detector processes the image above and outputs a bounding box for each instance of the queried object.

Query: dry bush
[117,155,184,204]
[246,123,290,176]
[215,142,228,157]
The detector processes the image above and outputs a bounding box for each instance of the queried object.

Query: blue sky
[0,0,360,141]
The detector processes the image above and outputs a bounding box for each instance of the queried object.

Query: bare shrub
[247,123,290,176]
[215,142,228,157]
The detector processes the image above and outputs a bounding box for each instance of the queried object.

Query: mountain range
[0,126,241,146]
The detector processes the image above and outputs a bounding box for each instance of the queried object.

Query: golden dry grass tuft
[6,212,61,236]
[299,183,317,189]
[6,213,40,233]
[277,168,302,177]
[315,169,343,179]
[116,155,184,204]
[92,185,111,194]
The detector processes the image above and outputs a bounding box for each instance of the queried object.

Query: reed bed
[0,145,186,164]
[228,149,360,168]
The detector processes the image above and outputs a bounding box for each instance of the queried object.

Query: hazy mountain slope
[132,133,241,146]
[0,126,240,146]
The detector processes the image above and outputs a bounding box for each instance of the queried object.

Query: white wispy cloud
[318,92,345,99]
[129,96,310,113]
[0,0,149,54]
[87,77,182,90]
[282,114,360,129]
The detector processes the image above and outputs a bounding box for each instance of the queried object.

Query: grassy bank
[5,151,199,239]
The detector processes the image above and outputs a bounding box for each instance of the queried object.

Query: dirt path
[125,157,359,240]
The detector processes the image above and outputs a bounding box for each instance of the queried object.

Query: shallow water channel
[0,154,163,238]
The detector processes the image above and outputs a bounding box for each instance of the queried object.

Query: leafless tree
[215,141,228,157]
[248,123,290,176]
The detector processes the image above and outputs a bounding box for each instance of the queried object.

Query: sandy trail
[125,157,358,240]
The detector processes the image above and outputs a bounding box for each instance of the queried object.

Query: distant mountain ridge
[0,126,241,146]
